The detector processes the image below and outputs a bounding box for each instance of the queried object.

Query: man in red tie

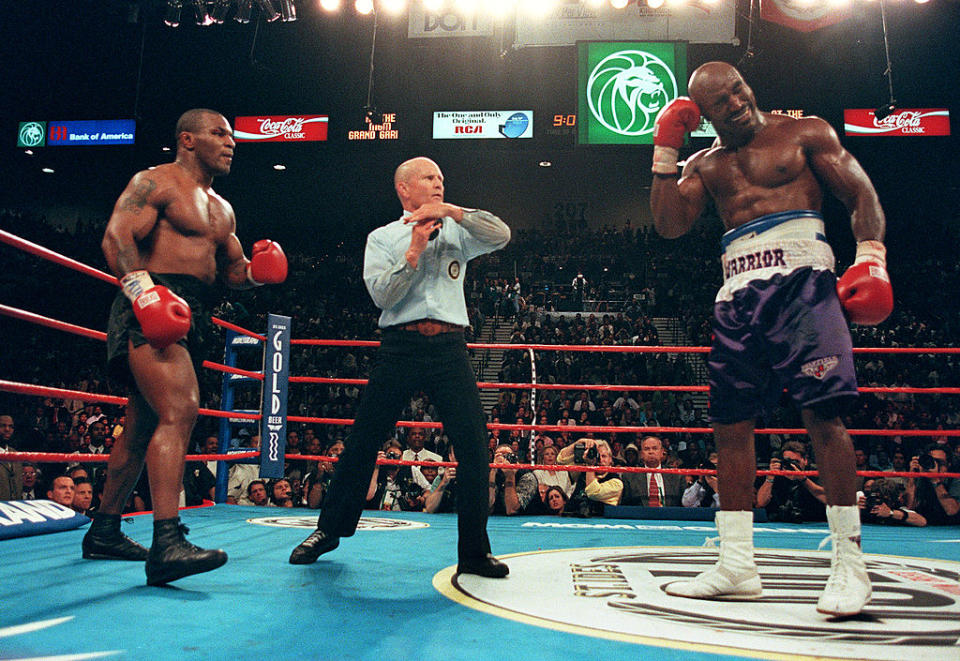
[622,435,684,507]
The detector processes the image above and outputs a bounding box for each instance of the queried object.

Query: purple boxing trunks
[708,210,859,424]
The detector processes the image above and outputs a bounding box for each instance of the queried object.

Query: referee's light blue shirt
[364,209,510,328]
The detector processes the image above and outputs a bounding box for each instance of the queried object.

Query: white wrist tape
[120,270,155,302]
[652,146,680,175]
[246,263,262,287]
[854,240,886,267]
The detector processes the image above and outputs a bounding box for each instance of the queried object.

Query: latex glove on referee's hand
[121,270,192,350]
[247,239,288,285]
[836,240,893,325]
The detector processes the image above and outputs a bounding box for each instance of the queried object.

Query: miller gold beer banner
[233,115,329,142]
[844,108,951,137]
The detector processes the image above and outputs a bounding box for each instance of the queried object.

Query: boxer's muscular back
[115,163,236,284]
[690,114,828,231]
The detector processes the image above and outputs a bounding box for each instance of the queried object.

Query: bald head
[394,157,445,211]
[175,108,223,141]
[394,157,438,188]
[688,62,743,108]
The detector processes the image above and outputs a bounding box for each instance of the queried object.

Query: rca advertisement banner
[578,41,687,145]
[844,108,951,137]
[433,111,533,139]
[234,115,329,142]
[760,0,852,32]
[515,2,735,48]
[408,7,493,38]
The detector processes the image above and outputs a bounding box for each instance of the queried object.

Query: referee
[289,157,511,578]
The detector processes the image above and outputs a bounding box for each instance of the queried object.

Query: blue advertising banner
[46,119,136,146]
[259,314,291,479]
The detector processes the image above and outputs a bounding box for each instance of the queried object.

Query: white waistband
[717,238,835,303]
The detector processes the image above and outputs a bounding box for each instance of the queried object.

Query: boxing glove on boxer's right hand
[121,270,192,349]
[836,240,893,326]
[652,97,701,175]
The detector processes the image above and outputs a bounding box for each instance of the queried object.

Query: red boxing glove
[248,239,288,285]
[652,97,701,175]
[837,240,893,326]
[120,271,192,349]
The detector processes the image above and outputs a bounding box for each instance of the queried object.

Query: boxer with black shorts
[85,108,288,585]
[650,62,893,616]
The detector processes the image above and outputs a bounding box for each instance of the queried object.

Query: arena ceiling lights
[163,0,297,27]
[162,0,933,24]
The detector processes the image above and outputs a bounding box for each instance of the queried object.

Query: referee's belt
[394,319,466,336]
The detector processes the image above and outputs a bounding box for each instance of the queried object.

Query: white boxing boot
[817,505,872,616]
[665,510,762,600]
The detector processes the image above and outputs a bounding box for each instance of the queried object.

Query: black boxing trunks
[707,210,859,424]
[107,273,217,389]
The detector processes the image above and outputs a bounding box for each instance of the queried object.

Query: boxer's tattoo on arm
[116,246,141,275]
[119,178,157,214]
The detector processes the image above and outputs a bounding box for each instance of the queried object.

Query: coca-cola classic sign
[844,108,950,137]
[233,115,329,142]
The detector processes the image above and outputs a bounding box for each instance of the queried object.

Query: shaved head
[394,157,438,188]
[175,108,223,142]
[688,62,743,108]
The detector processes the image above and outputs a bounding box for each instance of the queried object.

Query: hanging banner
[760,0,852,32]
[408,7,493,38]
[515,1,735,48]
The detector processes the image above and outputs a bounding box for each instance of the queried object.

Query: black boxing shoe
[457,554,509,579]
[82,512,149,561]
[289,528,339,565]
[145,518,227,586]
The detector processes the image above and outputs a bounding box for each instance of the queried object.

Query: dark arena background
[1,1,959,660]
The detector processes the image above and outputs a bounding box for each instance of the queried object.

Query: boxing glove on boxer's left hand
[837,240,893,326]
[248,239,288,285]
[121,270,192,349]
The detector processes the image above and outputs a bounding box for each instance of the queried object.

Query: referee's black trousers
[317,328,492,561]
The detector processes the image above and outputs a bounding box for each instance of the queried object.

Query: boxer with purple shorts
[649,62,893,617]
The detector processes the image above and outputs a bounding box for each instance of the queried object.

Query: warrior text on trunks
[722,248,786,280]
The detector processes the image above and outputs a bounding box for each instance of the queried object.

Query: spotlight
[211,0,233,23]
[255,0,282,21]
[273,164,287,171]
[647,0,664,7]
[235,0,254,21]
[320,0,341,10]
[611,0,629,8]
[279,0,298,20]
[355,0,374,14]
[189,0,214,25]
[381,0,406,14]
[163,0,182,27]
[874,103,896,121]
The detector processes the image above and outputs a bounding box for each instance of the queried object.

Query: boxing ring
[2,228,960,661]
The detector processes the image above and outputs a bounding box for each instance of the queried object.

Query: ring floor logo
[435,546,960,660]
[248,515,429,531]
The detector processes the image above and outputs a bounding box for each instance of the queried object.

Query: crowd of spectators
[0,207,957,524]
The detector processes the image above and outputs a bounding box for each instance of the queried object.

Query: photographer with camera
[756,441,826,523]
[621,435,685,507]
[683,451,720,508]
[557,438,623,517]
[366,440,425,512]
[858,478,925,526]
[904,444,960,525]
[489,444,538,515]
[425,446,458,514]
